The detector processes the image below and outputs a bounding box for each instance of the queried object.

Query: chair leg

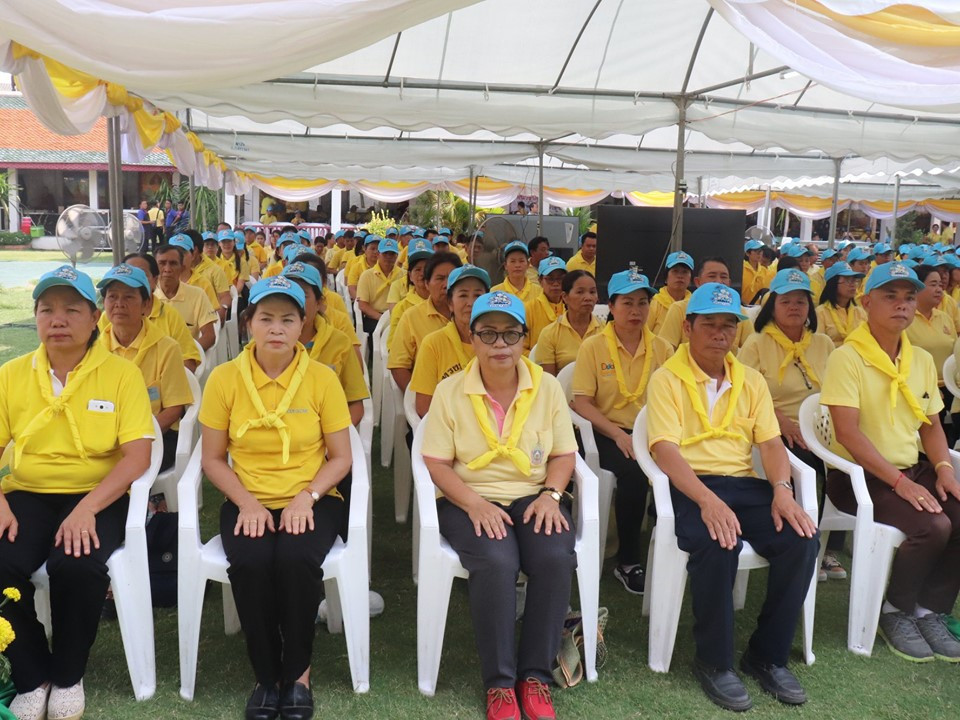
[801,566,818,665]
[222,583,241,635]
[177,568,209,701]
[328,569,371,693]
[108,552,157,701]
[641,535,655,618]
[417,558,458,696]
[596,472,616,569]
[848,529,898,657]
[647,524,688,673]
[380,384,394,467]
[324,578,344,634]
[411,501,420,584]
[393,417,412,523]
[576,548,600,682]
[732,568,749,611]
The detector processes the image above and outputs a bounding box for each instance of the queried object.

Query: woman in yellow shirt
[0,266,153,720]
[410,265,491,417]
[217,229,251,293]
[280,261,368,426]
[906,264,957,388]
[571,269,672,595]
[536,270,601,376]
[199,276,352,720]
[815,262,866,347]
[491,241,542,303]
[646,251,693,336]
[98,263,193,472]
[523,256,566,349]
[387,238,434,349]
[422,291,579,720]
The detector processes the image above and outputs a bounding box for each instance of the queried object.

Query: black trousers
[160,428,178,473]
[361,315,378,360]
[220,496,343,685]
[785,442,844,552]
[671,476,819,669]
[594,430,648,566]
[0,491,129,692]
[437,495,577,689]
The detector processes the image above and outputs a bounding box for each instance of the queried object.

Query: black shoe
[739,651,807,705]
[245,684,280,720]
[280,681,314,720]
[613,565,645,595]
[693,658,752,712]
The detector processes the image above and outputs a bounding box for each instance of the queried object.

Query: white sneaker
[10,684,49,720]
[317,591,385,623]
[46,680,84,720]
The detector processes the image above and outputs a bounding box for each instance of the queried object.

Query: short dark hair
[155,244,184,262]
[528,236,550,254]
[818,275,858,307]
[562,269,594,294]
[777,256,801,271]
[424,251,463,281]
[123,252,159,278]
[406,255,429,285]
[184,229,202,251]
[694,256,729,278]
[913,264,940,285]
[753,291,818,333]
[580,231,597,245]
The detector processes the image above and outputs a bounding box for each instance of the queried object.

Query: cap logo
[629,269,643,283]
[488,291,513,307]
[786,270,805,285]
[114,265,132,276]
[54,267,78,281]
[711,286,734,307]
[268,276,292,289]
[286,262,306,274]
[889,263,909,277]
[677,252,689,261]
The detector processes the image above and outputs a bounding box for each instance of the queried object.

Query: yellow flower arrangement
[2,588,19,603]
[0,617,13,654]
[0,586,19,682]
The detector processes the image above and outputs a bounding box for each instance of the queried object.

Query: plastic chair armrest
[177,442,204,531]
[346,426,370,537]
[411,421,441,532]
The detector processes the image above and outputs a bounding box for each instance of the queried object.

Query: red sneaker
[517,677,556,720]
[486,687,521,720]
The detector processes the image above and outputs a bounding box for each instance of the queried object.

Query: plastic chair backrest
[193,340,206,379]
[944,355,960,401]
[403,386,421,432]
[557,362,576,404]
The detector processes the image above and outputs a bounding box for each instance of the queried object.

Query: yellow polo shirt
[409,321,475,397]
[657,296,753,353]
[742,261,767,304]
[187,268,219,308]
[262,261,283,278]
[154,282,218,340]
[306,316,369,403]
[524,294,565,348]
[820,338,942,469]
[327,307,361,347]
[347,255,377,287]
[248,241,268,265]
[525,265,539,286]
[738,329,833,423]
[100,320,193,416]
[905,309,956,384]
[938,294,960,333]
[647,288,690,336]
[199,345,351,509]
[566,250,596,276]
[809,266,826,304]
[219,253,250,285]
[322,287,347,316]
[397,243,410,268]
[815,303,866,348]
[535,314,602,372]
[196,255,230,297]
[646,351,781,477]
[388,290,427,349]
[326,245,345,273]
[356,264,402,313]
[572,328,673,429]
[387,298,450,370]
[491,276,543,303]
[0,343,155,494]
[422,359,578,504]
[98,301,200,364]
[387,275,409,305]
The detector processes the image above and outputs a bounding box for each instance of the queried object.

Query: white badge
[87,399,115,413]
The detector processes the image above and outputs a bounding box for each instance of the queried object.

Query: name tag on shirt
[88,399,115,413]
[147,386,160,402]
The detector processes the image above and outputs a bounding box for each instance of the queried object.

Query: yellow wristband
[935,461,953,473]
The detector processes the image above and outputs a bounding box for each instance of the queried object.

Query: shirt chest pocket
[78,409,120,455]
[520,427,553,467]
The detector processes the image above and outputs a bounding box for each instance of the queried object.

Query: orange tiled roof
[0,106,110,152]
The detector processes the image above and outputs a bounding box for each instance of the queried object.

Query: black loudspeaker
[596,206,746,301]
[495,214,581,258]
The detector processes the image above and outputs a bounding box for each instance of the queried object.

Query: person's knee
[524,535,577,576]
[920,513,953,549]
[46,550,108,583]
[275,539,325,577]
[225,539,275,577]
[466,542,521,582]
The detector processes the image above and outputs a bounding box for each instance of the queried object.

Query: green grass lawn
[0,251,70,262]
[1,285,959,719]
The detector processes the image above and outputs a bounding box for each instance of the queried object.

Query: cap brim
[610,283,654,298]
[867,276,925,292]
[96,275,146,292]
[690,308,748,321]
[33,277,95,303]
[666,260,694,270]
[472,307,525,326]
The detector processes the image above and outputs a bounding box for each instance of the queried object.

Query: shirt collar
[249,345,303,389]
[685,348,734,387]
[463,354,533,396]
[106,321,147,352]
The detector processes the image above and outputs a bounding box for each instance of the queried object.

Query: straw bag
[551,607,608,688]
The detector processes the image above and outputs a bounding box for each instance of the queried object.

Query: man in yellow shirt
[566,232,597,276]
[154,244,218,350]
[820,261,960,663]
[357,236,401,336]
[168,233,220,310]
[647,251,693,335]
[527,236,551,286]
[491,240,543,303]
[187,231,231,320]
[647,282,818,711]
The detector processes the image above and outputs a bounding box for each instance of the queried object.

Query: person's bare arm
[415,392,432,418]
[156,404,185,434]
[540,362,558,376]
[756,437,816,537]
[391,367,412,392]
[348,400,363,427]
[358,299,381,321]
[198,322,216,351]
[572,394,634,458]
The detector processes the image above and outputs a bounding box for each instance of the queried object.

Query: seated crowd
[0,223,959,720]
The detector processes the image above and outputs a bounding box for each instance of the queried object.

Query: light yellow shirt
[815,302,866,348]
[387,275,409,305]
[388,290,427,350]
[938,293,960,333]
[154,282,218,340]
[809,266,826,304]
[646,352,781,477]
[197,255,230,296]
[738,329,833,423]
[422,359,578,504]
[262,261,283,278]
[905,308,956,385]
[566,250,596,276]
[409,321,475,398]
[657,296,753,354]
[347,255,377,287]
[820,338,942,469]
[187,268,219,308]
[387,298,450,371]
[535,314,602,372]
[742,261,767,304]
[491,276,543,303]
[356,264,402,313]
[647,288,690,337]
[219,253,251,285]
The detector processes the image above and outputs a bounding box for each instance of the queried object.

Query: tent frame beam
[550,0,603,93]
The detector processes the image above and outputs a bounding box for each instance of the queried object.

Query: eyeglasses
[473,329,525,346]
[794,361,813,390]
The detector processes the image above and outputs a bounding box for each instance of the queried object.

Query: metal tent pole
[467,167,476,231]
[188,177,196,230]
[669,100,688,252]
[762,187,771,230]
[106,115,124,267]
[891,174,902,247]
[537,143,545,234]
[827,158,842,249]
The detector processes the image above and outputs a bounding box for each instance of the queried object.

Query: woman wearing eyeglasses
[571,269,672,595]
[739,269,841,581]
[422,291,579,720]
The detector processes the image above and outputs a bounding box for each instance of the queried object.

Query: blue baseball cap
[537,256,567,277]
[378,237,399,254]
[900,258,919,269]
[906,245,930,262]
[385,227,398,238]
[824,261,863,282]
[399,225,415,236]
[277,232,298,247]
[248,275,306,309]
[201,231,216,242]
[503,240,529,258]
[846,247,874,263]
[281,260,322,289]
[873,242,892,255]
[820,248,839,261]
[666,251,694,270]
[932,254,960,269]
[217,229,234,243]
[780,243,812,258]
[863,261,924,293]
[33,265,97,304]
[168,233,194,253]
[334,229,345,240]
[407,237,434,262]
[447,264,491,292]
[899,242,914,254]
[608,268,654,298]
[364,233,381,246]
[297,229,311,243]
[233,230,245,242]
[439,227,452,237]
[283,243,311,263]
[412,229,425,239]
[769,268,812,296]
[96,263,150,295]
[744,239,764,252]
[470,291,525,327]
[686,282,746,320]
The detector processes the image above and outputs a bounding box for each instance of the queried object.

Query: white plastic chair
[798,393,909,657]
[411,419,600,696]
[192,339,207,383]
[224,286,239,361]
[557,363,617,567]
[528,343,538,363]
[177,425,371,700]
[336,270,353,323]
[592,304,609,323]
[404,387,423,577]
[204,321,222,376]
[370,311,390,430]
[32,418,164,700]
[354,301,369,367]
[152,371,202,511]
[379,328,396,468]
[943,356,960,448]
[632,407,819,672]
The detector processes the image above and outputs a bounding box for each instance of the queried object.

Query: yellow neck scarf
[305,314,336,360]
[376,266,398,296]
[661,344,747,447]
[464,356,543,476]
[602,322,654,409]
[235,343,311,463]
[444,321,472,369]
[540,294,564,323]
[653,287,687,310]
[762,324,820,386]
[826,302,858,339]
[103,319,163,369]
[16,342,111,465]
[844,323,931,426]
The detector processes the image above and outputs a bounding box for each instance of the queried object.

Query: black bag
[145,511,178,608]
